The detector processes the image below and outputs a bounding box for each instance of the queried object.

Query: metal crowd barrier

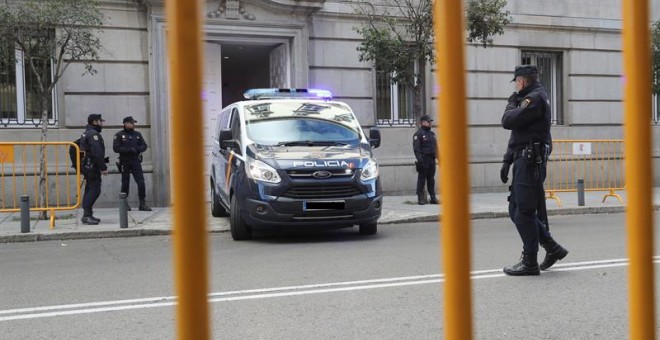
[545,139,625,207]
[0,142,82,229]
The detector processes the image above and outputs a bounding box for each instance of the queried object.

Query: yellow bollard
[621,0,656,339]
[165,0,211,339]
[433,0,473,339]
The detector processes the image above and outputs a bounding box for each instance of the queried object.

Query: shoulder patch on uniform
[93,135,99,141]
[413,135,418,140]
[520,98,532,108]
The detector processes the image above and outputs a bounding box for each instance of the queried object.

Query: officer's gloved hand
[104,157,110,164]
[130,147,138,154]
[507,92,519,104]
[415,161,424,173]
[500,162,511,183]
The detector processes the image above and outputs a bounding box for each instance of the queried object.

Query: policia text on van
[210,89,383,240]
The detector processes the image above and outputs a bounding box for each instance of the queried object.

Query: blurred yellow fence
[546,140,625,207]
[0,142,82,228]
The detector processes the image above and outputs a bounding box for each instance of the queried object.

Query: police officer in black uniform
[413,114,439,205]
[113,116,151,211]
[80,114,109,225]
[500,65,569,276]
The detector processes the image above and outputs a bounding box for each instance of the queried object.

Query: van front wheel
[230,196,252,241]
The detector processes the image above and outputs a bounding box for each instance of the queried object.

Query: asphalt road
[1,213,659,339]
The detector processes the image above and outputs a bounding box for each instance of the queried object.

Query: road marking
[1,256,658,322]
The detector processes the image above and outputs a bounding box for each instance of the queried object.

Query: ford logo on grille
[312,170,333,179]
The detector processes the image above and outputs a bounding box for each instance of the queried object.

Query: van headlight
[247,158,281,184]
[360,159,379,182]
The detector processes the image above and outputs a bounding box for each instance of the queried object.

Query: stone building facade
[1,0,659,206]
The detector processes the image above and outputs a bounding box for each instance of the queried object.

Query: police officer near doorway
[80,113,109,225]
[500,65,568,276]
[113,116,151,211]
[413,114,439,205]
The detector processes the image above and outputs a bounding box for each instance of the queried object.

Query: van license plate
[304,201,345,211]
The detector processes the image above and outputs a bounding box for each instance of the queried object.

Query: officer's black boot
[81,210,99,225]
[429,195,439,204]
[139,199,152,211]
[417,194,426,205]
[503,252,540,276]
[540,238,569,270]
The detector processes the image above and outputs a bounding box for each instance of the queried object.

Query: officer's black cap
[511,65,539,82]
[123,116,137,124]
[87,114,105,124]
[420,114,433,122]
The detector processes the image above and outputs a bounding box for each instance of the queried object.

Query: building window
[521,51,563,125]
[376,61,417,126]
[0,44,56,127]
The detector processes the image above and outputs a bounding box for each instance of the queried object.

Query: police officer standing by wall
[500,65,569,276]
[413,114,439,205]
[113,116,151,211]
[80,114,108,225]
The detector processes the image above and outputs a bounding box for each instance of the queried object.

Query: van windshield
[244,101,362,146]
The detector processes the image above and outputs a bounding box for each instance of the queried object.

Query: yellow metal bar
[165,0,210,338]
[12,151,17,208]
[22,146,27,197]
[33,146,37,208]
[55,146,60,208]
[1,160,5,209]
[433,0,472,339]
[45,146,50,209]
[622,0,656,338]
[49,210,55,230]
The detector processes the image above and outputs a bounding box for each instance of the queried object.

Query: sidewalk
[1,189,657,243]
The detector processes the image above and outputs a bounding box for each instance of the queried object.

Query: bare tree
[0,0,104,218]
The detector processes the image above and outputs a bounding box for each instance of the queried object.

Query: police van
[210,88,383,240]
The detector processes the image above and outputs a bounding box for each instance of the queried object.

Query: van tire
[359,222,377,235]
[230,195,252,240]
[211,185,228,217]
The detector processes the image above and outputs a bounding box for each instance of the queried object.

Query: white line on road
[1,257,658,322]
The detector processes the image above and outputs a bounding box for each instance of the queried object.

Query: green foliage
[466,0,511,47]
[0,0,105,97]
[354,0,511,117]
[652,20,660,95]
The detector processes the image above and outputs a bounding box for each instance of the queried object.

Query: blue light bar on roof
[243,88,333,100]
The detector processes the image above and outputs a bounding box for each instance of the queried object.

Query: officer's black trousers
[416,155,436,196]
[82,169,102,216]
[508,157,552,254]
[121,159,146,199]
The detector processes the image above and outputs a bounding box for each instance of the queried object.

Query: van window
[230,108,242,154]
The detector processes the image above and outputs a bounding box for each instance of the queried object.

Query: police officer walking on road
[113,116,151,211]
[413,114,439,205]
[500,65,569,276]
[80,114,109,225]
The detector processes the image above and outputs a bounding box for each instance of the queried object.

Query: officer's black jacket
[80,124,107,172]
[501,82,552,164]
[413,127,437,163]
[113,128,147,161]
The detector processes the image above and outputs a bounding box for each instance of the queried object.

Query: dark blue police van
[209,88,382,240]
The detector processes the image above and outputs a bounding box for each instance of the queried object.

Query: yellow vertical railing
[434,0,473,339]
[165,0,211,339]
[622,0,656,339]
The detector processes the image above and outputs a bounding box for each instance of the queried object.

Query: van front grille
[282,185,361,199]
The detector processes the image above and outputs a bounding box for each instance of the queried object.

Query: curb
[0,205,655,243]
[379,205,645,225]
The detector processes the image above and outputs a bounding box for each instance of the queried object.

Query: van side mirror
[219,129,238,149]
[369,128,381,148]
